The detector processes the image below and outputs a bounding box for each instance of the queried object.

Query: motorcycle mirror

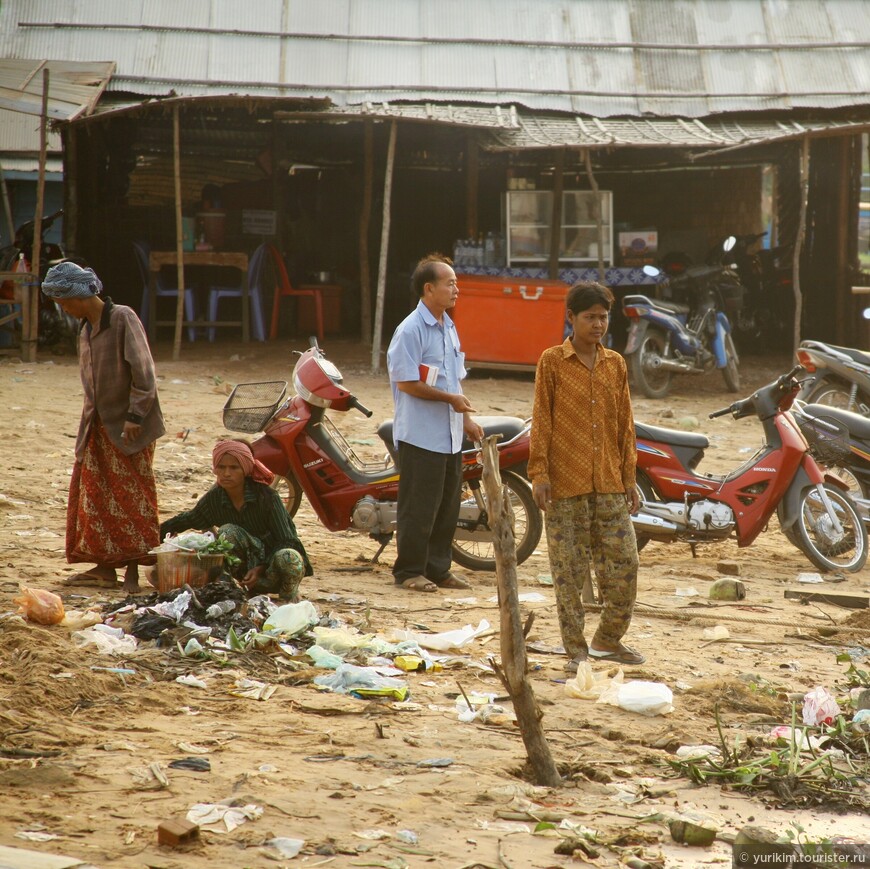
[642,264,661,277]
[723,236,737,253]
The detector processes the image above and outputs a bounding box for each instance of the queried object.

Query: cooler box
[452,275,569,367]
[298,284,342,335]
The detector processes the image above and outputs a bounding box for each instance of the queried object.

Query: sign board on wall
[242,209,277,236]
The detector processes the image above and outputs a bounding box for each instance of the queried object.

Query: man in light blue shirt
[387,254,484,593]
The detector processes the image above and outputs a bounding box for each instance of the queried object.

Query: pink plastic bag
[801,686,841,726]
[14,587,65,625]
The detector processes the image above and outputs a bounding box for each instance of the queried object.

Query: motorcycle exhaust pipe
[632,510,680,539]
[648,356,702,375]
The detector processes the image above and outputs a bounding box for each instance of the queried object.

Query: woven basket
[155,551,225,593]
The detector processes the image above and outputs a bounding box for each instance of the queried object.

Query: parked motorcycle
[221,342,542,571]
[632,365,867,573]
[793,401,870,526]
[722,231,793,351]
[0,209,77,347]
[795,339,870,414]
[622,237,742,399]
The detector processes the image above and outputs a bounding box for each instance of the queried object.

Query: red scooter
[631,366,868,573]
[222,343,542,571]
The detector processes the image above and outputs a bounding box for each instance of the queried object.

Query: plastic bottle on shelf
[484,231,496,267]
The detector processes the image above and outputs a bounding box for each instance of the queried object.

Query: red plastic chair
[266,244,324,343]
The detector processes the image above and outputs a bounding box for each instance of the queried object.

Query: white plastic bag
[565,662,624,701]
[802,686,841,726]
[388,619,490,651]
[615,680,674,716]
[263,600,319,636]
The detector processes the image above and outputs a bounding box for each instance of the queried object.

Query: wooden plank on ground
[784,588,869,609]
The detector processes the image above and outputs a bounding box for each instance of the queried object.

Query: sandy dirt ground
[1,336,870,869]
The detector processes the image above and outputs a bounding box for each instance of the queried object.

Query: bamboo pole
[0,162,14,247]
[465,132,479,240]
[480,435,562,788]
[359,120,374,343]
[371,120,397,374]
[172,105,186,361]
[792,137,809,352]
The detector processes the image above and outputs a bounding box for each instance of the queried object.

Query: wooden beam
[465,132,479,239]
[371,120,397,374]
[584,148,606,283]
[792,136,809,353]
[547,148,564,281]
[359,120,374,343]
[172,105,185,361]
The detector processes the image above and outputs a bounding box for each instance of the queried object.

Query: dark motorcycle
[622,237,742,399]
[794,401,870,526]
[0,209,77,347]
[795,340,870,414]
[722,231,794,351]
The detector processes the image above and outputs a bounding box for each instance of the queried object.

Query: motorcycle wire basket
[223,381,287,433]
[796,413,852,467]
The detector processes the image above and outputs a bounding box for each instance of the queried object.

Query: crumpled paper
[187,802,263,833]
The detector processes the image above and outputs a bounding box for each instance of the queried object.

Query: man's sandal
[564,648,589,674]
[434,572,471,589]
[588,645,645,665]
[399,576,438,593]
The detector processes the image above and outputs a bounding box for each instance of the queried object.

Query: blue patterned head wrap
[42,262,103,299]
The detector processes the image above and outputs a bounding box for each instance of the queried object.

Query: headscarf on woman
[213,440,274,485]
[42,262,103,299]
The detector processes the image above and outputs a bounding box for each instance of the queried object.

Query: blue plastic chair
[133,241,198,342]
[206,243,267,342]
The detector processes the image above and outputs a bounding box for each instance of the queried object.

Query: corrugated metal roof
[276,103,870,153]
[0,58,114,121]
[1,0,868,118]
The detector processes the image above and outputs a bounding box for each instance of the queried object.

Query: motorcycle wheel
[634,474,656,552]
[721,333,741,393]
[271,474,304,519]
[451,470,543,572]
[806,379,865,414]
[793,484,867,573]
[630,329,672,399]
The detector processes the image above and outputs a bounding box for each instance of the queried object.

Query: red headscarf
[212,440,274,485]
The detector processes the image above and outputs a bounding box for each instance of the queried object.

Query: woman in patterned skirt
[42,261,164,593]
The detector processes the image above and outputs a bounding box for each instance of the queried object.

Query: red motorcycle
[222,343,542,571]
[631,366,867,573]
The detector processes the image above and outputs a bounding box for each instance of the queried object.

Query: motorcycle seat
[826,343,870,368]
[377,416,527,454]
[634,420,709,450]
[803,404,870,441]
[623,293,690,316]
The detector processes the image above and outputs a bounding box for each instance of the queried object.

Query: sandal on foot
[65,570,117,587]
[588,645,645,665]
[564,649,589,674]
[399,576,438,593]
[434,572,471,589]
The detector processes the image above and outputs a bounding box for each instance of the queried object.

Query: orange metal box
[451,275,569,367]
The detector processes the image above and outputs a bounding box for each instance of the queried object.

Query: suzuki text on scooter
[222,343,542,571]
[622,237,742,399]
[796,340,870,415]
[632,366,867,573]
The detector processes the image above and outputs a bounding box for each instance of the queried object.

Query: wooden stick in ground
[172,105,185,361]
[480,435,561,787]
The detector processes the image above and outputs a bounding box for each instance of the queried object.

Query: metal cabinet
[506,190,613,265]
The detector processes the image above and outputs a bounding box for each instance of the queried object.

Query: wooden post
[480,435,562,788]
[371,120,397,374]
[584,149,606,282]
[0,162,13,247]
[792,137,809,352]
[172,105,186,361]
[359,120,374,343]
[64,126,78,260]
[466,132,479,239]
[548,149,564,281]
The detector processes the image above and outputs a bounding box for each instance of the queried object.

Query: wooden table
[148,250,249,344]
[0,270,39,362]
